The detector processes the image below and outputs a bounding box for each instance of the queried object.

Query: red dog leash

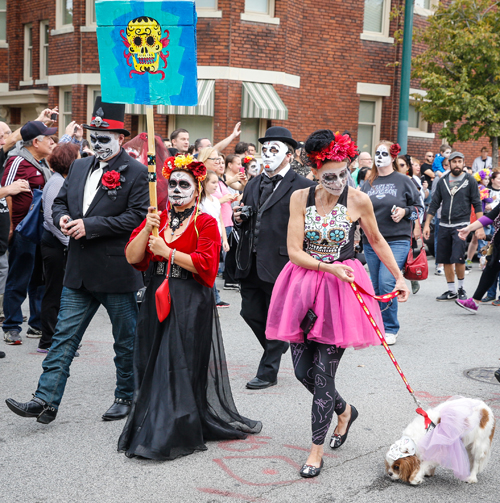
[350,281,424,410]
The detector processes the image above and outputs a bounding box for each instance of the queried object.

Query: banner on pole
[96,0,198,106]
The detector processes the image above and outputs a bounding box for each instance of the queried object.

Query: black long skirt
[118,272,262,460]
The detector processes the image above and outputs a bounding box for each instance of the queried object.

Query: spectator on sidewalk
[421,151,435,189]
[432,144,452,177]
[423,152,483,301]
[169,128,190,156]
[1,121,55,345]
[471,147,492,174]
[235,141,249,158]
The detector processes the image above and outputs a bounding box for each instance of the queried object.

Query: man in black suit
[6,99,149,424]
[234,127,315,390]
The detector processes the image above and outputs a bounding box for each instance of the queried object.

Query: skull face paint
[374,145,392,169]
[320,164,349,196]
[261,141,288,174]
[168,171,196,207]
[247,160,260,177]
[90,132,121,161]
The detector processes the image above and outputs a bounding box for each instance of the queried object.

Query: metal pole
[397,0,415,155]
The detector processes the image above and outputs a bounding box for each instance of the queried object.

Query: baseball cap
[20,121,58,142]
[448,151,464,161]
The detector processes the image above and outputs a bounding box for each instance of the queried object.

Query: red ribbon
[416,408,434,429]
[91,117,125,130]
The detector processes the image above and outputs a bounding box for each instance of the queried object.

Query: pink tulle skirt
[266,259,383,348]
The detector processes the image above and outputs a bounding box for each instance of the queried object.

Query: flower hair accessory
[162,154,207,182]
[390,144,401,158]
[243,155,254,165]
[308,132,358,169]
[474,168,490,183]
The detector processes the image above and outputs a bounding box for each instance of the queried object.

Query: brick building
[0,0,491,164]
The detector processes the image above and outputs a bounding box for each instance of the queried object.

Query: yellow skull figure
[126,17,163,74]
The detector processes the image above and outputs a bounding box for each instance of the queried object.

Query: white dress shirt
[83,161,107,215]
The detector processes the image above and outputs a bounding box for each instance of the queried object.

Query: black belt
[154,261,190,279]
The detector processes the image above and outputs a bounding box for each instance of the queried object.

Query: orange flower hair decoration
[162,154,207,182]
[242,155,255,165]
[308,132,358,169]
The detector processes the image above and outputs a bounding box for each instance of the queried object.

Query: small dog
[385,397,495,485]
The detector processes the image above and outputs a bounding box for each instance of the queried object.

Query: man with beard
[423,152,482,301]
[5,98,148,424]
[234,127,315,390]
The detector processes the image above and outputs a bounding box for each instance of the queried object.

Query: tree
[412,0,500,167]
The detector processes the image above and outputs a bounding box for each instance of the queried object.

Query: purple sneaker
[455,298,478,314]
[36,348,49,354]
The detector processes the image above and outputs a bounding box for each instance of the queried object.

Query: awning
[157,79,215,116]
[241,82,288,121]
[125,104,148,115]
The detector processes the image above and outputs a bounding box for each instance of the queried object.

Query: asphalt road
[1,264,499,503]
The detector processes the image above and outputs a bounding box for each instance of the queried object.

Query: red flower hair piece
[161,154,207,182]
[390,143,401,158]
[309,132,358,169]
[243,155,254,165]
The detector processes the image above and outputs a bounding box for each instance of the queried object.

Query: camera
[239,205,253,222]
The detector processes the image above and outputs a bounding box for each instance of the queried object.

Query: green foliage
[411,0,500,152]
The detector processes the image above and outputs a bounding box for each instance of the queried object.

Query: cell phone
[239,167,245,174]
[50,113,58,121]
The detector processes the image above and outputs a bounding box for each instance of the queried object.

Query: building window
[39,21,50,80]
[197,0,217,8]
[63,0,73,25]
[24,24,33,81]
[174,115,213,146]
[59,88,73,134]
[241,0,278,24]
[415,0,439,17]
[86,0,96,26]
[363,0,390,36]
[357,98,381,155]
[241,118,267,155]
[0,0,7,43]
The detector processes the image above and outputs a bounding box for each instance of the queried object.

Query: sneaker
[465,259,472,271]
[0,351,5,358]
[37,348,49,354]
[26,327,42,338]
[492,299,500,307]
[384,333,398,345]
[434,268,445,276]
[223,283,240,291]
[436,290,458,301]
[455,298,478,314]
[4,330,22,345]
[457,287,467,300]
[216,301,230,308]
[495,368,500,384]
[481,296,496,303]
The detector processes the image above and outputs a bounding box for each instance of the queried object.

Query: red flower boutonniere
[101,165,127,201]
[390,144,401,158]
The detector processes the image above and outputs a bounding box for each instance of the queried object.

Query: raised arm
[213,122,241,153]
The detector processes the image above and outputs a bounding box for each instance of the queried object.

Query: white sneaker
[384,333,398,345]
[434,268,444,276]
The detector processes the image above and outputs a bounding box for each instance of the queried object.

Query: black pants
[39,231,67,350]
[292,341,346,445]
[223,229,238,286]
[473,254,500,301]
[240,256,286,382]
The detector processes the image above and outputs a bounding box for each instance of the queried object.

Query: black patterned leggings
[291,341,346,445]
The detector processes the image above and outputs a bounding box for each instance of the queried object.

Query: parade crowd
[1,100,499,477]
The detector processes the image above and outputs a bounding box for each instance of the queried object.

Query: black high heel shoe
[495,368,500,384]
[330,405,358,449]
[299,459,324,478]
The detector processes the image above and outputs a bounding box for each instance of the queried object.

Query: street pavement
[1,263,499,502]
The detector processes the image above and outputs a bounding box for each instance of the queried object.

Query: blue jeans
[35,287,138,409]
[3,232,44,333]
[213,283,221,304]
[486,272,500,299]
[364,240,411,335]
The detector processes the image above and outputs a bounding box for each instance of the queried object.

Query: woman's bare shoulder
[291,186,313,202]
[348,187,371,207]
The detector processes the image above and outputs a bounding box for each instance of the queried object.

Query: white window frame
[0,0,7,47]
[53,0,75,36]
[415,0,439,18]
[408,88,435,139]
[86,85,101,140]
[197,0,222,19]
[59,86,73,136]
[21,23,33,85]
[360,0,393,44]
[241,0,280,25]
[357,96,382,157]
[38,21,50,83]
[81,0,98,32]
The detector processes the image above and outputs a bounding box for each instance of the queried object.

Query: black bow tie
[259,174,283,207]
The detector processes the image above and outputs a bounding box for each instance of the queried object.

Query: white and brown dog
[385,397,495,485]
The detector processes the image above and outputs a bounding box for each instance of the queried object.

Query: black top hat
[83,97,130,136]
[258,126,297,150]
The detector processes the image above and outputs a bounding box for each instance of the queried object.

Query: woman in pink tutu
[266,129,409,478]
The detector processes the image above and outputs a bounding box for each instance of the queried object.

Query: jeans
[364,240,411,335]
[213,283,221,304]
[35,286,138,409]
[2,232,44,333]
[486,271,499,299]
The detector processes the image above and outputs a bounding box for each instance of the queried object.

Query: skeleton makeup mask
[374,145,392,169]
[168,171,196,207]
[320,164,349,196]
[247,160,259,177]
[90,132,121,161]
[261,141,288,174]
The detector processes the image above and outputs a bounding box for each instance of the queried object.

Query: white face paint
[168,171,196,207]
[247,160,259,176]
[90,132,121,160]
[261,141,288,174]
[320,164,349,196]
[374,144,392,169]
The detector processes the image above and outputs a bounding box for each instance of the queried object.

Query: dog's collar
[388,436,417,460]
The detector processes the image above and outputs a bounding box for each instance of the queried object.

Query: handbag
[155,250,173,322]
[404,237,428,281]
[299,264,324,338]
[15,188,44,243]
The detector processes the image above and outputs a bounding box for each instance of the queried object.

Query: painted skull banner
[96,0,198,106]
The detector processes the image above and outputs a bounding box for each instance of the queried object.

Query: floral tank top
[303,185,356,263]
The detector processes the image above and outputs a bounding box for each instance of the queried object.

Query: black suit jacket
[235,168,315,283]
[52,149,149,293]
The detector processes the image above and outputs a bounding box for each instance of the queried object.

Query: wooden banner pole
[146,105,159,237]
